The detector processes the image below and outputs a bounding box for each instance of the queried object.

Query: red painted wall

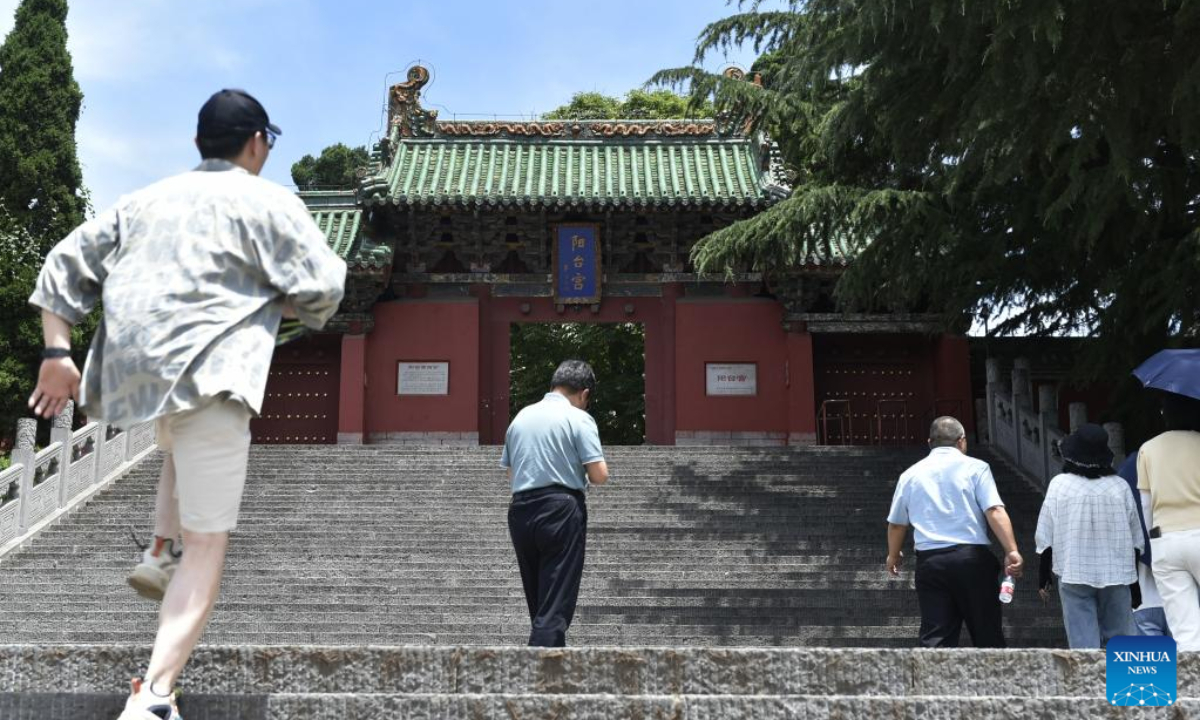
[934,335,976,432]
[365,299,480,434]
[675,299,789,433]
[786,330,817,443]
[337,334,367,442]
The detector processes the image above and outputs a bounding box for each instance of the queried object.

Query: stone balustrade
[0,401,157,552]
[983,357,1124,491]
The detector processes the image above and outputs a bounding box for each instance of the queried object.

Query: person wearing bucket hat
[1035,424,1144,648]
[26,88,346,720]
[1138,391,1200,651]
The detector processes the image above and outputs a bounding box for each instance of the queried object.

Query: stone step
[9,692,1150,720]
[0,645,1141,696]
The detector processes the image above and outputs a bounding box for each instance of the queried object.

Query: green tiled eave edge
[362,134,790,209]
[299,190,390,270]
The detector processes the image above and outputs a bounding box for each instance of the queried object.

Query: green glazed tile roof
[300,190,390,270]
[362,132,788,209]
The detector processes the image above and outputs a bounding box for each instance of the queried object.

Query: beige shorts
[156,399,252,533]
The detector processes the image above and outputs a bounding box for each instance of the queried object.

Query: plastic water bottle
[999,575,1015,604]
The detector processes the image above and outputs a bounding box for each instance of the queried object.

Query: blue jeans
[1135,606,1172,638]
[1058,581,1136,649]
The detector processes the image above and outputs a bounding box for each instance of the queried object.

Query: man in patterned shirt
[27,89,346,720]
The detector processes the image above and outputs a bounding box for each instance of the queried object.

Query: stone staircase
[2,645,1190,718]
[0,445,1062,648]
[0,445,1096,718]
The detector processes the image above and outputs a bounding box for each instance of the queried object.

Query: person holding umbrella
[1133,350,1200,651]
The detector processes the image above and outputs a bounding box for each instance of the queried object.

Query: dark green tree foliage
[544,89,714,120]
[0,206,41,450]
[0,203,95,448]
[655,1,1200,408]
[290,143,370,190]
[510,323,646,445]
[0,0,86,252]
[0,0,91,449]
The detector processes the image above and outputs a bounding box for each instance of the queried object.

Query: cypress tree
[0,0,89,447]
[0,0,87,252]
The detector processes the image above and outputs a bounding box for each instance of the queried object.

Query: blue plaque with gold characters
[554,225,602,304]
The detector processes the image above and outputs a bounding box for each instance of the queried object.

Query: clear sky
[0,0,758,211]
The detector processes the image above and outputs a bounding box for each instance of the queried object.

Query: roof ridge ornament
[436,119,717,139]
[388,65,438,138]
[715,66,760,137]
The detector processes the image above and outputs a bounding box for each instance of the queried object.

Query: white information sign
[706,363,757,396]
[398,361,450,396]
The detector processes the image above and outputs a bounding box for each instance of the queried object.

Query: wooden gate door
[813,334,934,445]
[251,334,341,444]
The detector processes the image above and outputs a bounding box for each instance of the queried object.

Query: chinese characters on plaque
[705,363,757,396]
[397,362,450,396]
[554,225,601,304]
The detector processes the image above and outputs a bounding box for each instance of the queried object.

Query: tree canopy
[0,0,86,252]
[655,0,1200,417]
[0,0,90,447]
[290,143,370,190]
[510,323,646,445]
[543,89,713,120]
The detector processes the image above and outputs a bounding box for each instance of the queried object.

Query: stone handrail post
[51,400,74,507]
[1011,361,1032,412]
[974,398,989,444]
[1104,422,1126,467]
[1068,403,1088,433]
[1038,384,1059,428]
[1035,384,1059,483]
[13,418,36,533]
[985,358,1003,449]
[93,422,109,485]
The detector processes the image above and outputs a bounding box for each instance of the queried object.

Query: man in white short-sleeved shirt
[886,416,1024,647]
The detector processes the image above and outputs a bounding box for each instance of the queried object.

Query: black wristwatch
[41,347,72,360]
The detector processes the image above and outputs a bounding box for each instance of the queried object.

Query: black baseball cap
[197,89,281,140]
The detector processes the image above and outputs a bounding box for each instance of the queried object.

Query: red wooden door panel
[252,335,341,444]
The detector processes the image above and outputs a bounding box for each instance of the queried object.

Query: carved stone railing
[99,423,128,482]
[1017,407,1047,484]
[0,464,23,547]
[0,401,157,555]
[24,441,64,530]
[1046,426,1067,480]
[65,421,99,502]
[992,395,1018,461]
[983,357,1124,492]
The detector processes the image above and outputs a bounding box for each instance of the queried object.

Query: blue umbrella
[1133,350,1200,400]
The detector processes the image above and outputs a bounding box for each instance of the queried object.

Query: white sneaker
[127,536,181,602]
[116,678,182,720]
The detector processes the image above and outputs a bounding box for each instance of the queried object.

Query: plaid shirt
[1035,472,1145,587]
[29,160,346,428]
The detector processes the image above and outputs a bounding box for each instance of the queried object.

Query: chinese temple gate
[251,66,974,446]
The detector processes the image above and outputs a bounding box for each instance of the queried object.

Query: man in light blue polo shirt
[501,359,609,647]
[885,416,1025,647]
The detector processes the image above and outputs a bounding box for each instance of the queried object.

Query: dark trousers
[914,544,1006,648]
[507,486,588,647]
